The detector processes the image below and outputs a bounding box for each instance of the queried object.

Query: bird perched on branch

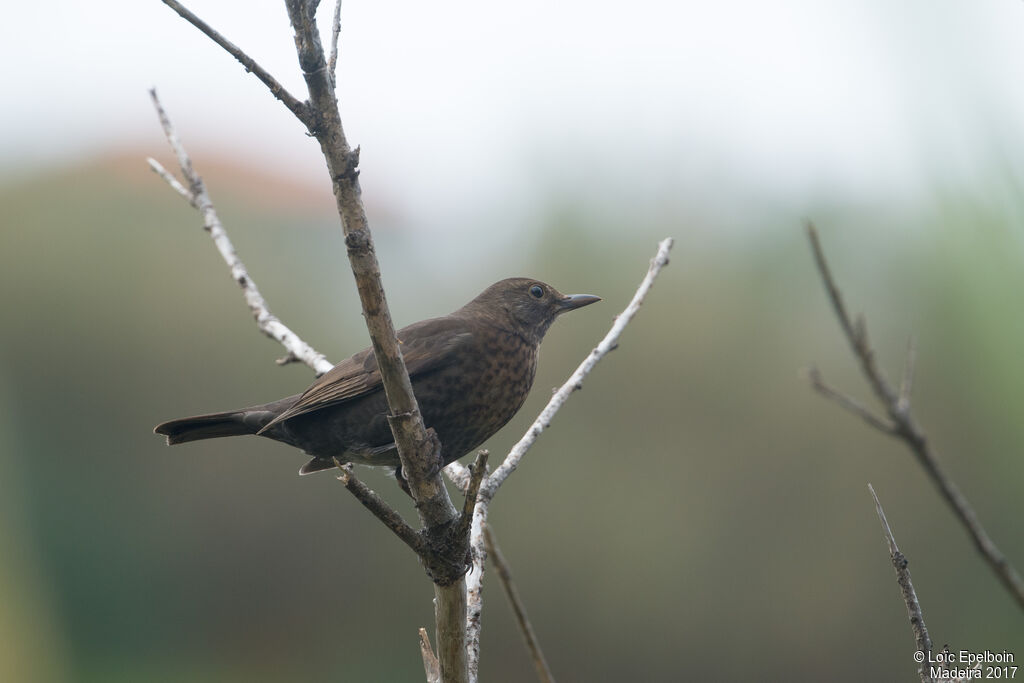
[154,278,600,480]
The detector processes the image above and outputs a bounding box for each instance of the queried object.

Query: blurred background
[2,0,1024,680]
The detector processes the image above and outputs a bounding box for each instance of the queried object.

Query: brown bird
[154,278,600,479]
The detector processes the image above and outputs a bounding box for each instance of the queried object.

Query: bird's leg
[394,465,413,497]
[393,428,444,498]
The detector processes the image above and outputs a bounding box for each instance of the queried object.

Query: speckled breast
[418,327,539,465]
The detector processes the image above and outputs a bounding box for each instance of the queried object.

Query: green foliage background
[1,154,1022,681]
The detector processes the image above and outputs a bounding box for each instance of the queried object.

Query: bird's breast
[415,330,538,463]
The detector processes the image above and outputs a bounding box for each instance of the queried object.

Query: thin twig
[806,366,896,435]
[484,237,674,497]
[806,223,898,406]
[807,223,1024,610]
[159,0,309,124]
[419,628,441,683]
[465,499,489,683]
[148,90,333,376]
[328,0,343,86]
[898,335,916,415]
[868,484,933,683]
[484,527,556,683]
[455,451,489,544]
[334,460,424,554]
[146,158,194,204]
[444,461,472,492]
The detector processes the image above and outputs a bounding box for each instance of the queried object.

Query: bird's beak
[558,293,602,312]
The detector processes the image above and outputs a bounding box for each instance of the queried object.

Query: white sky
[3,0,1024,229]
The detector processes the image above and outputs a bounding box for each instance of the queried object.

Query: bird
[154,278,600,481]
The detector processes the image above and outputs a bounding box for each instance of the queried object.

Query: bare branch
[455,451,489,544]
[148,90,333,376]
[485,527,556,683]
[159,0,309,124]
[868,485,933,683]
[334,460,424,554]
[807,224,1024,610]
[898,335,916,415]
[806,366,896,435]
[328,0,343,85]
[465,500,489,683]
[146,158,194,205]
[806,222,898,406]
[419,628,441,683]
[444,461,472,492]
[485,237,674,496]
[806,223,859,348]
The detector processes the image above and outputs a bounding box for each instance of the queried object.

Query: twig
[419,628,441,683]
[148,90,333,376]
[484,237,674,497]
[868,484,933,683]
[898,336,916,415]
[328,0,343,86]
[455,452,489,545]
[869,485,932,652]
[334,460,424,554]
[464,499,489,683]
[146,158,193,204]
[444,461,472,492]
[159,0,309,124]
[806,223,1024,610]
[807,224,898,407]
[485,527,556,683]
[806,366,896,435]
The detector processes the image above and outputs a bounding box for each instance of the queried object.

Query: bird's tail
[154,397,298,445]
[155,411,259,445]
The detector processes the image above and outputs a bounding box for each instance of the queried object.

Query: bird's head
[463,278,601,344]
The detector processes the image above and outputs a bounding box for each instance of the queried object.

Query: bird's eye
[529,285,544,299]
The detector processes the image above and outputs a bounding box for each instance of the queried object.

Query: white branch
[147,158,194,204]
[464,499,489,683]
[148,89,333,376]
[328,0,342,85]
[418,628,441,683]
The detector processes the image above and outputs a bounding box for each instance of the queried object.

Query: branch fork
[806,222,1024,609]
[333,451,488,586]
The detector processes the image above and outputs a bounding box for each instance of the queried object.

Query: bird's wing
[260,317,473,430]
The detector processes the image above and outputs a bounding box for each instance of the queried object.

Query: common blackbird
[154,278,600,476]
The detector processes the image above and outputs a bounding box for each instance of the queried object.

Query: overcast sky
[3,1,1024,229]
